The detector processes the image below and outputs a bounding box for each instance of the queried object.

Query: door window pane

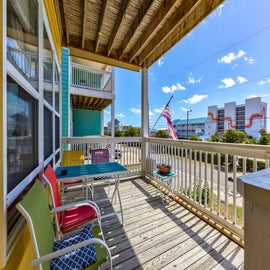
[44,107,53,159]
[43,26,53,105]
[7,76,38,193]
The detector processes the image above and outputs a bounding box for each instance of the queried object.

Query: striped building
[206,97,267,139]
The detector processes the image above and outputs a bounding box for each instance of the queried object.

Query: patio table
[153,170,177,205]
[56,162,128,224]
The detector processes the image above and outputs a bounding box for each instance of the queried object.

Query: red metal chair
[43,164,102,236]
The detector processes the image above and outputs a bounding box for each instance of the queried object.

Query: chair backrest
[16,180,55,270]
[91,149,109,164]
[43,164,62,226]
[62,150,84,166]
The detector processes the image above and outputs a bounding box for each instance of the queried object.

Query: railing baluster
[204,151,208,208]
[224,154,228,219]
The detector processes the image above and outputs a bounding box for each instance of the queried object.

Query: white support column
[111,67,115,138]
[101,110,104,136]
[141,63,149,137]
[141,62,149,175]
[110,67,115,160]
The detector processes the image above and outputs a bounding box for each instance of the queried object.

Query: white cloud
[117,113,125,117]
[183,94,208,104]
[104,110,111,115]
[188,73,202,84]
[258,78,270,85]
[130,108,141,114]
[154,108,163,113]
[180,107,191,112]
[162,82,185,93]
[218,50,246,64]
[219,76,247,89]
[158,57,164,67]
[244,56,254,64]
[212,4,224,17]
[237,76,247,84]
[149,110,154,116]
[219,78,236,89]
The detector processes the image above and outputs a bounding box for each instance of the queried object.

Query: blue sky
[105,0,270,132]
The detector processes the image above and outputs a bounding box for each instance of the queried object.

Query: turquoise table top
[56,162,128,180]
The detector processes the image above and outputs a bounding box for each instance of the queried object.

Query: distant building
[119,123,131,131]
[173,117,208,139]
[107,119,120,132]
[206,97,267,140]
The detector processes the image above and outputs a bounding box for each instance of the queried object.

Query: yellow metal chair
[60,150,88,200]
[62,150,85,166]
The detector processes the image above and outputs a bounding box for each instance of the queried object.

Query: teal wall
[61,48,69,137]
[72,109,101,136]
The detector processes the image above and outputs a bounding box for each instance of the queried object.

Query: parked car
[115,149,121,159]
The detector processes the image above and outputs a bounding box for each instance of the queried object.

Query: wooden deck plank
[82,178,244,269]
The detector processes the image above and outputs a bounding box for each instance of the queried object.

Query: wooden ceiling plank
[82,0,87,49]
[129,0,179,63]
[139,0,224,66]
[107,0,131,56]
[139,0,200,65]
[119,0,154,58]
[95,0,110,53]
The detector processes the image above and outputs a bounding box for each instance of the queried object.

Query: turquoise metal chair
[16,180,112,270]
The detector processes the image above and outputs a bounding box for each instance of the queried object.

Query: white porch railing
[71,63,112,91]
[61,136,142,177]
[61,136,270,245]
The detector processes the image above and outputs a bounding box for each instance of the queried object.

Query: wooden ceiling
[71,95,112,111]
[56,0,224,72]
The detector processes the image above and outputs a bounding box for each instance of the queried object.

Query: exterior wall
[245,97,267,139]
[62,48,69,137]
[206,105,218,137]
[174,117,208,139]
[72,109,101,136]
[224,102,236,130]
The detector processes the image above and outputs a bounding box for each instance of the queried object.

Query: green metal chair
[16,179,112,270]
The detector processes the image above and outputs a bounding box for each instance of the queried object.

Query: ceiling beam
[62,0,69,44]
[68,46,141,72]
[119,0,154,58]
[129,0,179,63]
[139,0,200,66]
[140,0,224,66]
[95,0,109,53]
[81,0,87,49]
[107,0,131,56]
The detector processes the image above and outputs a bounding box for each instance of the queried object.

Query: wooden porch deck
[94,178,245,270]
[75,178,244,269]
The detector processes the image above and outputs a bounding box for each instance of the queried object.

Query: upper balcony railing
[71,63,112,92]
[61,136,270,246]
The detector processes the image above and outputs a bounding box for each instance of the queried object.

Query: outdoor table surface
[153,170,176,179]
[56,162,128,180]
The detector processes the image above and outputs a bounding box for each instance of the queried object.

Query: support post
[141,62,149,175]
[237,168,270,270]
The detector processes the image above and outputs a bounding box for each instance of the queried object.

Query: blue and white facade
[173,117,208,139]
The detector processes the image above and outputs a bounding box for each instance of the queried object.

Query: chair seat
[61,206,97,234]
[51,224,96,270]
